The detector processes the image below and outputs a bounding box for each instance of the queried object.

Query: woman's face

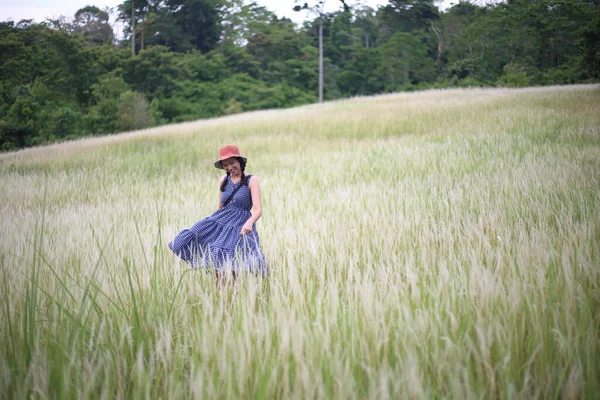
[221,157,241,176]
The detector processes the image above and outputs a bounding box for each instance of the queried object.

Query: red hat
[214,144,247,169]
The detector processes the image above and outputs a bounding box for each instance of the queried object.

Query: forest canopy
[1,0,598,150]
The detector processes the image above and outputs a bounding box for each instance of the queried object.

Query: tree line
[1,0,598,150]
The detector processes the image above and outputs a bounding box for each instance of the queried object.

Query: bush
[0,120,33,150]
[115,91,155,132]
[49,105,83,139]
[224,97,242,115]
[84,75,131,134]
[542,63,581,85]
[497,62,530,87]
[457,77,483,88]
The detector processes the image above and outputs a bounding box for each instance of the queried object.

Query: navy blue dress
[169,175,268,275]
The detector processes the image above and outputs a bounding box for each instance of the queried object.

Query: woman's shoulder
[246,175,260,188]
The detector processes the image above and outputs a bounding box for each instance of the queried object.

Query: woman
[169,144,268,279]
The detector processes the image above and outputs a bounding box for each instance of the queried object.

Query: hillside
[1,85,599,398]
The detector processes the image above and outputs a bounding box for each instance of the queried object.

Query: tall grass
[0,85,599,399]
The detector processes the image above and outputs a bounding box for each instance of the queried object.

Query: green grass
[0,85,599,399]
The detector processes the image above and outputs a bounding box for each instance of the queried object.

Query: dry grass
[1,85,599,399]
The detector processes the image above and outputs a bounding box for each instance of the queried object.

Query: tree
[353,5,380,49]
[579,5,600,79]
[2,0,598,151]
[167,0,222,53]
[219,0,276,47]
[122,45,186,99]
[337,47,384,95]
[73,6,114,45]
[245,17,305,85]
[378,31,436,89]
[118,0,221,53]
[380,0,439,32]
[116,91,154,131]
[85,74,131,134]
[118,0,152,54]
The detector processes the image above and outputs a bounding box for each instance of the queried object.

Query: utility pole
[131,0,135,56]
[294,0,350,103]
[318,10,323,103]
[294,0,328,103]
[294,0,348,103]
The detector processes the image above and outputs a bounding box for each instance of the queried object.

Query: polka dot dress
[169,175,268,275]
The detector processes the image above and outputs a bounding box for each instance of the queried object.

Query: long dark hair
[220,158,247,192]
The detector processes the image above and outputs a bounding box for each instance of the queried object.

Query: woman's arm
[240,176,262,235]
[216,176,225,210]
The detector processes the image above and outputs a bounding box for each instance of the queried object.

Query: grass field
[1,85,599,399]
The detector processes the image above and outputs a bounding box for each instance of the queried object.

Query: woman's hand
[240,220,253,235]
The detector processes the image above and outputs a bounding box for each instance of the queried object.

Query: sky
[0,0,390,26]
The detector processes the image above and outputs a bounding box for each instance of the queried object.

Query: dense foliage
[1,0,598,150]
